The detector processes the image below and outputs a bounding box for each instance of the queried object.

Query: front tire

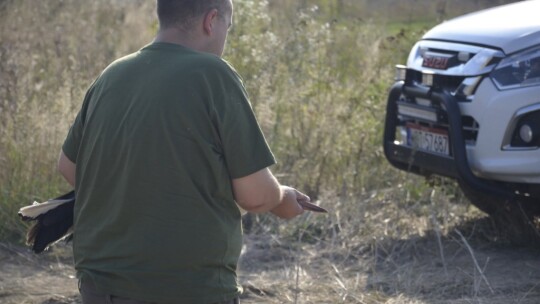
[457,179,540,245]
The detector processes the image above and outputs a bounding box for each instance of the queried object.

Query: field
[1,0,539,303]
[3,200,540,303]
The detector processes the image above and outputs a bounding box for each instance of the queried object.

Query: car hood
[423,0,540,55]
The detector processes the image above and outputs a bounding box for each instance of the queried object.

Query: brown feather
[26,222,40,246]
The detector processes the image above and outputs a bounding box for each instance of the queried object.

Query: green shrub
[0,0,439,243]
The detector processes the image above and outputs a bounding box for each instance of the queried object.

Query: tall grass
[226,1,426,199]
[0,0,497,243]
[0,0,156,241]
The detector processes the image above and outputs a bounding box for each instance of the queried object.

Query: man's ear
[202,9,219,35]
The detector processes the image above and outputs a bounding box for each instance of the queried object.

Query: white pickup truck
[383,1,540,229]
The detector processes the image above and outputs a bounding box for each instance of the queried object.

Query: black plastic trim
[383,81,516,200]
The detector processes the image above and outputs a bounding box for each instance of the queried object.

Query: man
[57,0,309,303]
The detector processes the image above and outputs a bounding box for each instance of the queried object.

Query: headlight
[491,45,540,90]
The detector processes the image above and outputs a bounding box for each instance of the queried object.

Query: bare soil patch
[1,217,540,304]
[0,243,79,304]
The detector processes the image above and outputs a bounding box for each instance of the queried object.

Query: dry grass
[1,1,539,303]
[0,0,157,241]
[236,188,540,304]
[2,187,540,303]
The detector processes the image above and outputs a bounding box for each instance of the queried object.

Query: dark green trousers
[79,279,240,304]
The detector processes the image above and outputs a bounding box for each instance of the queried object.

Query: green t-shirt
[62,42,275,303]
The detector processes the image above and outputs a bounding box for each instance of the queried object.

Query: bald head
[157,0,232,31]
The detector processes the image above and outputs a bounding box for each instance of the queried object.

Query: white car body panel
[423,0,540,54]
[460,79,540,183]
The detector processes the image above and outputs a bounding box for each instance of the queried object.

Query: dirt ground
[1,216,540,304]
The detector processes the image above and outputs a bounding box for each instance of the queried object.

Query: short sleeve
[210,63,276,179]
[62,84,95,163]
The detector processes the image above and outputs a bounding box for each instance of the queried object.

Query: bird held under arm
[18,191,75,254]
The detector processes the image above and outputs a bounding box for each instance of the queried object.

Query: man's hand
[270,186,309,219]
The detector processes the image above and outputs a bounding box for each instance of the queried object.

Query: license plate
[406,124,450,156]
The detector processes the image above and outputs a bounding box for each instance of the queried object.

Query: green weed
[0,0,504,244]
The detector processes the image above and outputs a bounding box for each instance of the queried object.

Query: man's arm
[57,150,76,188]
[232,168,308,219]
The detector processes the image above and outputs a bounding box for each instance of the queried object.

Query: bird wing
[18,191,75,253]
[18,197,74,220]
